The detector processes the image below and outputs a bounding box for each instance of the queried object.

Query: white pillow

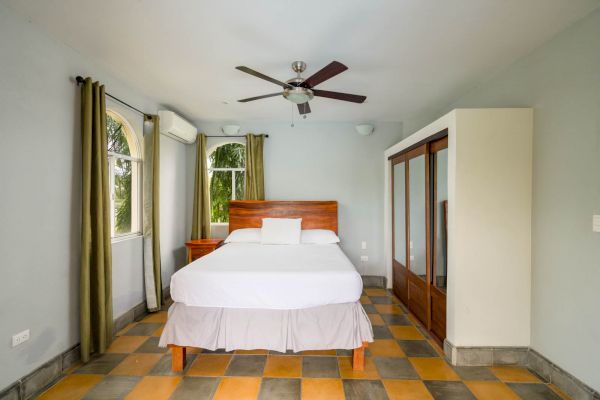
[224,228,261,243]
[261,218,302,245]
[301,229,340,244]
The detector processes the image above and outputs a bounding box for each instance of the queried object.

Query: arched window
[208,143,245,223]
[107,110,141,237]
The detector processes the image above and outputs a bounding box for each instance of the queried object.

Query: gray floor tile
[302,356,340,378]
[343,379,389,400]
[452,366,498,381]
[258,378,301,400]
[170,376,220,400]
[381,314,411,326]
[269,350,297,355]
[362,304,377,314]
[424,381,476,400]
[225,355,266,376]
[397,340,439,357]
[149,353,197,375]
[82,376,139,400]
[507,383,563,400]
[370,296,394,304]
[75,353,127,375]
[123,323,163,336]
[135,337,168,353]
[373,326,393,339]
[374,357,419,379]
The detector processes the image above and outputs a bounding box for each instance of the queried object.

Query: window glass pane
[235,170,244,201]
[107,113,131,156]
[114,158,132,234]
[409,155,426,280]
[435,148,448,291]
[209,143,245,169]
[210,170,232,223]
[393,162,406,265]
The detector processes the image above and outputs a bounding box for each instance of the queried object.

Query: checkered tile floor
[38,288,570,399]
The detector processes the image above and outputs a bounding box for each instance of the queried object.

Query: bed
[159,200,373,371]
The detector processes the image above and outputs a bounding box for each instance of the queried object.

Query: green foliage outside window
[209,143,245,223]
[107,114,132,234]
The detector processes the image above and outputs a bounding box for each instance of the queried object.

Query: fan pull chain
[291,103,295,128]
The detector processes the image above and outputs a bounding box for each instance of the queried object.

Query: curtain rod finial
[75,76,85,85]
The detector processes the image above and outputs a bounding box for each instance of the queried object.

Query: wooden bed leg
[352,341,368,371]
[169,345,186,372]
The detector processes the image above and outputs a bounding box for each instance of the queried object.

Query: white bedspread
[170,243,363,309]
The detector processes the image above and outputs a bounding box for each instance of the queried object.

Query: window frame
[106,109,143,241]
[207,142,246,224]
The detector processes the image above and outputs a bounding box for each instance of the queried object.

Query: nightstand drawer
[185,239,224,263]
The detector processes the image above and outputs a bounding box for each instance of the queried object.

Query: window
[208,143,245,223]
[107,110,142,238]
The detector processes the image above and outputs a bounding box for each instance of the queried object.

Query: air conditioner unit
[158,110,197,144]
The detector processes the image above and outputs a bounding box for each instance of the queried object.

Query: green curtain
[191,133,211,239]
[143,115,162,312]
[80,77,113,363]
[245,134,266,200]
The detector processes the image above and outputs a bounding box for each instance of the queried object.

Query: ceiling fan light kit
[235,60,367,116]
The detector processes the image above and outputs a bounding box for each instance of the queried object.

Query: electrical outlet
[12,329,30,347]
[360,255,368,262]
[361,241,367,250]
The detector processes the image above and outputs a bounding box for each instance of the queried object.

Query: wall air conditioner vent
[157,110,197,144]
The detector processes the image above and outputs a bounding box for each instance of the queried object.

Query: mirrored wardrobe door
[392,159,408,304]
[407,146,429,326]
[430,137,448,341]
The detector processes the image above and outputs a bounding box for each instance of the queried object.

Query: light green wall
[406,9,600,390]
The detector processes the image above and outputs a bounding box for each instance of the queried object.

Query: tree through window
[209,143,245,223]
[107,110,141,237]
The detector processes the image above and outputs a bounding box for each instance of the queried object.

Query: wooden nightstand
[185,239,224,263]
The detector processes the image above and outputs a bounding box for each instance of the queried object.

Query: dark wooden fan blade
[301,61,348,88]
[313,89,366,103]
[238,92,283,102]
[298,102,311,114]
[236,66,293,89]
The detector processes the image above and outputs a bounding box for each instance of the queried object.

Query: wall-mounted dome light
[221,125,240,136]
[355,123,374,136]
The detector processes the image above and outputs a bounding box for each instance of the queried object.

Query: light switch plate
[360,255,368,262]
[593,215,600,232]
[361,241,367,250]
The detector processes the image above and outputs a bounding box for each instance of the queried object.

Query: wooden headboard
[228,201,338,234]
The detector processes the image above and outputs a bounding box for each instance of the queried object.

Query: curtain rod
[75,77,269,138]
[205,135,269,138]
[75,76,152,119]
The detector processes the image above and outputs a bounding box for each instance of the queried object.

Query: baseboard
[527,349,599,400]
[362,275,387,288]
[443,339,528,366]
[444,340,599,400]
[0,288,171,400]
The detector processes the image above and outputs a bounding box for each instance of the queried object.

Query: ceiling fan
[235,61,367,115]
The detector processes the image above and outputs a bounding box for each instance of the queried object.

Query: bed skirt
[158,301,373,353]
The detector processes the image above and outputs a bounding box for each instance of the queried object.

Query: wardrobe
[391,133,448,341]
[385,109,533,353]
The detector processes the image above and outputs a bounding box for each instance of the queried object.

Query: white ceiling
[3,0,598,123]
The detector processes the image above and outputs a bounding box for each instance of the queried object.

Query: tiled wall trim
[0,289,171,400]
[361,275,386,288]
[444,340,600,400]
[527,349,599,400]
